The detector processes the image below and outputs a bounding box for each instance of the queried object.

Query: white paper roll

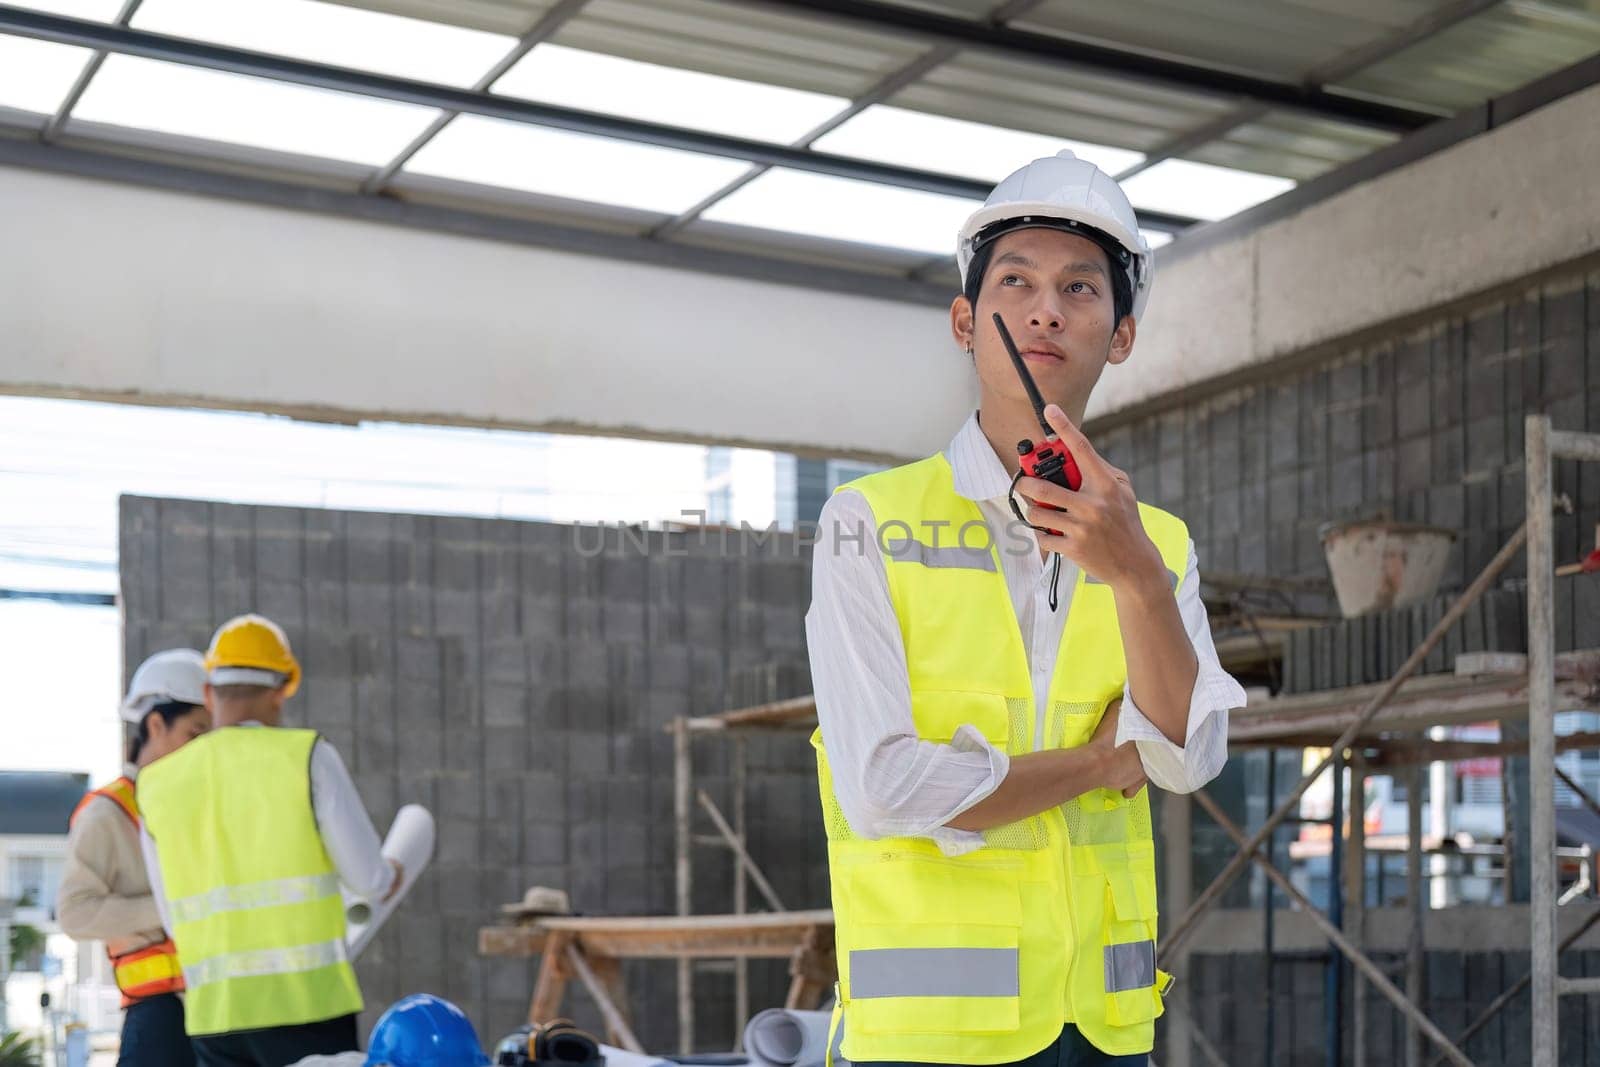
[344,804,435,959]
[742,1009,844,1067]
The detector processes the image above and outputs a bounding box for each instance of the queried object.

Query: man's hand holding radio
[1014,403,1167,596]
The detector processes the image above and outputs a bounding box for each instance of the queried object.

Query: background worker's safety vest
[814,453,1189,1064]
[139,727,363,1036]
[69,778,185,1007]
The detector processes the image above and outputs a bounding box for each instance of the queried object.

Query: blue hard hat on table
[366,994,491,1067]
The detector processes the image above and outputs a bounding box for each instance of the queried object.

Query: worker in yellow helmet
[137,614,403,1067]
[58,649,212,1067]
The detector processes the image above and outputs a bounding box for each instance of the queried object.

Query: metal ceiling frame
[739,0,1441,133]
[40,0,141,143]
[0,1,1173,235]
[0,5,985,198]
[358,0,590,195]
[1156,47,1600,269]
[1114,0,1508,184]
[648,0,1049,241]
[0,132,958,306]
[5,0,1584,309]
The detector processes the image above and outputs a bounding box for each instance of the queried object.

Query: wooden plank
[566,944,644,1053]
[1228,662,1597,746]
[683,695,817,731]
[539,910,833,934]
[527,930,573,1024]
[481,925,550,958]
[480,911,836,960]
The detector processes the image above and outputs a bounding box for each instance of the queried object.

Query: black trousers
[118,993,196,1067]
[858,1024,1148,1067]
[191,1013,359,1067]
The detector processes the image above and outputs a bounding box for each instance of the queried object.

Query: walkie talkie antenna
[992,313,1052,437]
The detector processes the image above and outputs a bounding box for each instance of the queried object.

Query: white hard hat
[121,648,207,724]
[957,149,1154,321]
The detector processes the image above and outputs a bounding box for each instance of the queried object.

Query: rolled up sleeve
[1116,544,1246,794]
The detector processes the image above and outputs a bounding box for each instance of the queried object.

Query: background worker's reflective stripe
[183,938,349,989]
[1104,941,1156,994]
[883,539,997,572]
[169,872,339,924]
[116,951,182,990]
[849,947,1020,999]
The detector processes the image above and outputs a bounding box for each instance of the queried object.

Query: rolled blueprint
[344,804,435,959]
[742,1009,844,1067]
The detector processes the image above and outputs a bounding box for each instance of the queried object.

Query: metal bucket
[1320,519,1457,618]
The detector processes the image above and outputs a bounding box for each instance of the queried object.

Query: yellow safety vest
[814,453,1189,1063]
[139,727,363,1036]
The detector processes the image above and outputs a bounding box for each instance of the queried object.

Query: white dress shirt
[806,412,1247,856]
[141,723,393,931]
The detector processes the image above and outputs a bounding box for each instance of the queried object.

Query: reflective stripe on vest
[137,727,363,1035]
[817,452,1192,1064]
[850,947,1020,1000]
[112,939,184,1003]
[183,938,349,989]
[1104,941,1156,994]
[169,873,340,925]
[883,538,997,572]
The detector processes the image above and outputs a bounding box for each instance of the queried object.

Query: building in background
[0,771,108,1037]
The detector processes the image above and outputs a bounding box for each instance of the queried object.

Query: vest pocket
[1101,865,1163,1027]
[841,852,1023,1036]
[910,689,1010,746]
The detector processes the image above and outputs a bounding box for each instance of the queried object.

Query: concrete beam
[0,164,967,461]
[1091,77,1600,423]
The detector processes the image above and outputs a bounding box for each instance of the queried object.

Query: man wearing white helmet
[58,649,212,1066]
[807,151,1246,1065]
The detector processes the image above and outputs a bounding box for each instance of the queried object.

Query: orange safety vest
[70,777,186,1007]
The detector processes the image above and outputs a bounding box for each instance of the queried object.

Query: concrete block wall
[120,502,819,1049]
[1096,266,1600,652]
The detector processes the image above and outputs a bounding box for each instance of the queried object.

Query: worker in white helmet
[806,151,1248,1066]
[137,614,402,1067]
[58,649,212,1066]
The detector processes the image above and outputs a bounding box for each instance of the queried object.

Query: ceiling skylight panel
[0,35,93,114]
[73,54,443,166]
[493,44,851,144]
[700,169,981,255]
[7,1,123,20]
[131,0,516,87]
[404,115,753,214]
[811,105,1144,181]
[1118,159,1295,222]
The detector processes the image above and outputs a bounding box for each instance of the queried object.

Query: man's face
[951,227,1134,418]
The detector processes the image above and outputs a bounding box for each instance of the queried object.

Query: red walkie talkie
[992,312,1079,611]
[992,312,1082,496]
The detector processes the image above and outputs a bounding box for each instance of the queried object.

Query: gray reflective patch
[1104,940,1156,994]
[1085,569,1178,589]
[884,539,996,572]
[169,873,340,925]
[850,947,1019,999]
[183,938,348,988]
